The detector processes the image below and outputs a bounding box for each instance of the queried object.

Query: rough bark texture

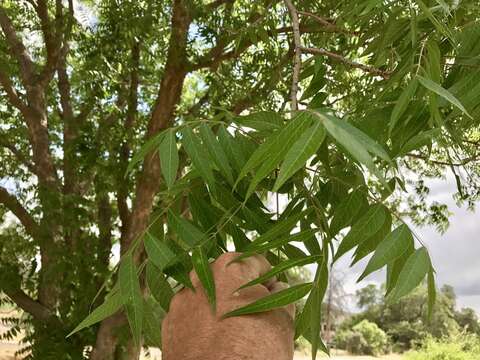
[90,2,192,358]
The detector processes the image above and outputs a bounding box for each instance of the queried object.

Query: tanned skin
[161,252,295,360]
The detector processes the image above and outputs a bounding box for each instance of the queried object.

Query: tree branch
[0,6,36,84]
[283,0,301,111]
[118,41,141,244]
[0,136,36,174]
[300,47,391,78]
[0,70,27,112]
[232,45,294,115]
[407,152,480,166]
[0,186,40,239]
[298,10,359,36]
[125,1,192,253]
[4,288,60,323]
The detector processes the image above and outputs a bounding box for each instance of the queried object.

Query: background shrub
[335,320,390,355]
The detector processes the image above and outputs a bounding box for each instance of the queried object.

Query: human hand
[161,252,295,360]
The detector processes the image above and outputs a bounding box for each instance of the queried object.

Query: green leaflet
[144,231,176,271]
[192,246,216,309]
[357,224,414,282]
[143,296,164,347]
[181,127,215,186]
[119,254,143,346]
[249,209,312,247]
[389,79,418,135]
[282,243,309,260]
[198,123,233,184]
[237,256,321,291]
[67,290,123,337]
[351,211,392,265]
[223,282,313,318]
[310,261,329,360]
[334,204,387,262]
[159,129,179,189]
[126,131,166,175]
[330,191,367,235]
[234,111,283,132]
[427,269,437,320]
[238,229,320,260]
[168,210,206,249]
[414,0,456,46]
[237,112,313,193]
[385,247,413,295]
[417,76,472,118]
[146,262,174,311]
[398,129,441,155]
[273,121,326,191]
[309,111,390,185]
[310,110,391,162]
[388,247,431,304]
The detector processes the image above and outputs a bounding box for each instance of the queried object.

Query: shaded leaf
[334,204,387,262]
[357,224,414,282]
[388,247,431,303]
[119,254,143,346]
[144,231,176,271]
[237,256,321,290]
[310,261,328,360]
[417,76,472,118]
[159,130,179,189]
[181,127,215,185]
[67,291,123,337]
[192,246,216,308]
[199,123,233,184]
[143,297,165,347]
[427,269,436,320]
[389,79,418,134]
[168,210,206,249]
[274,121,326,191]
[146,262,174,311]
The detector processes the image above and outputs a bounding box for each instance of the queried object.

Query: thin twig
[407,152,480,166]
[301,47,391,79]
[298,10,359,36]
[283,0,302,111]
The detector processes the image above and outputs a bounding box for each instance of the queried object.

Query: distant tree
[454,308,480,335]
[344,283,477,351]
[356,284,382,310]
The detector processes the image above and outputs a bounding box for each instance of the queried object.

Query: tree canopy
[0,0,479,359]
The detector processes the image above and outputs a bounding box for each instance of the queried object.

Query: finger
[270,282,295,320]
[209,252,273,292]
[235,254,272,279]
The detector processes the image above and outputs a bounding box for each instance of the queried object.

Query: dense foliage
[405,333,480,360]
[338,283,480,352]
[0,0,479,359]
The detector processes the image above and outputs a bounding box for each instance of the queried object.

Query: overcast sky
[334,173,480,314]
